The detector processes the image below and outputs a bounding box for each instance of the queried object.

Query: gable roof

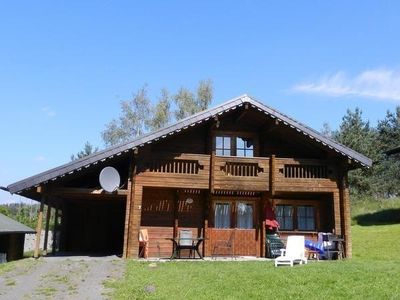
[0,213,35,234]
[6,94,372,195]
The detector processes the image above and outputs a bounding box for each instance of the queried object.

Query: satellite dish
[99,166,120,192]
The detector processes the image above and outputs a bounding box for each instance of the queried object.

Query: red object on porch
[265,203,279,230]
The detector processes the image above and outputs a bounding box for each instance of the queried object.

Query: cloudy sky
[1,1,400,203]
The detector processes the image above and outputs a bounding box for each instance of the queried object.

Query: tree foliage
[102,80,213,146]
[333,106,400,198]
[148,88,171,131]
[174,79,213,120]
[0,203,40,229]
[71,141,99,161]
[102,86,151,147]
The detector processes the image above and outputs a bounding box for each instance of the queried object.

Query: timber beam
[234,103,249,124]
[47,187,128,196]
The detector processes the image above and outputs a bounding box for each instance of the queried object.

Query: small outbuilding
[0,213,35,262]
[385,146,400,156]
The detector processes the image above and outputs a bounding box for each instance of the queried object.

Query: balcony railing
[274,158,337,191]
[146,158,201,174]
[136,153,338,192]
[136,153,210,189]
[213,156,269,191]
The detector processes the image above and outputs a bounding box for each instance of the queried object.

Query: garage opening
[62,198,126,256]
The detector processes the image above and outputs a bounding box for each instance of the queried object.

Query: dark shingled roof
[385,146,400,156]
[6,94,372,194]
[0,213,36,234]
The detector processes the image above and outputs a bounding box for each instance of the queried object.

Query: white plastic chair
[274,235,307,267]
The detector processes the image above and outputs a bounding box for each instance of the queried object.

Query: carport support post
[43,204,51,255]
[34,195,45,258]
[52,206,59,255]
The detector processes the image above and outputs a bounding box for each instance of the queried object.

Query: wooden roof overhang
[5,94,373,200]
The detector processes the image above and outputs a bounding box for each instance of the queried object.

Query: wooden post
[126,182,143,258]
[173,191,179,238]
[332,191,342,235]
[259,193,266,258]
[340,172,352,258]
[210,152,215,194]
[43,204,52,255]
[52,206,59,255]
[123,179,133,258]
[59,201,67,252]
[269,155,276,197]
[34,196,45,258]
[123,152,136,259]
[203,192,210,257]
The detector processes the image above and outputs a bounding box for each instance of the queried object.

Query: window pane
[284,217,293,230]
[236,137,254,157]
[224,137,231,148]
[223,149,231,156]
[276,205,293,230]
[216,136,223,148]
[297,206,315,231]
[237,202,253,229]
[215,136,231,156]
[245,149,254,157]
[216,149,223,156]
[215,203,231,229]
[236,137,245,148]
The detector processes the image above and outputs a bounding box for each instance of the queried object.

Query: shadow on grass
[353,208,400,226]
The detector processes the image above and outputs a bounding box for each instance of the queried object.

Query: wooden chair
[139,229,149,258]
[212,230,235,258]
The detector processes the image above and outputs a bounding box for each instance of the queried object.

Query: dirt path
[0,256,124,300]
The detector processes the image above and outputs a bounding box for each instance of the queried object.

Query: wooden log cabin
[4,95,372,259]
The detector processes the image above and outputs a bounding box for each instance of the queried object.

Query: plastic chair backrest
[179,229,193,246]
[139,229,149,242]
[285,235,305,258]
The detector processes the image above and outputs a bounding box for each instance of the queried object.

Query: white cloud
[41,106,56,117]
[292,69,400,102]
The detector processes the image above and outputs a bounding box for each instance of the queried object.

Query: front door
[209,197,258,256]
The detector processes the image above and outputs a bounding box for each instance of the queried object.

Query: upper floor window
[236,137,254,157]
[216,136,231,156]
[215,135,254,157]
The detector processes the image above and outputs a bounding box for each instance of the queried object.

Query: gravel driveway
[0,256,124,300]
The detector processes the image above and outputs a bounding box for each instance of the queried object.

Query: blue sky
[1,1,400,203]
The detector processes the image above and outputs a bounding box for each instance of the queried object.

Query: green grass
[109,198,400,300]
[351,197,400,225]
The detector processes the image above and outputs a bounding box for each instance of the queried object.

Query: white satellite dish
[99,166,120,192]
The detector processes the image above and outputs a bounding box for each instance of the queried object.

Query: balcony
[136,153,210,189]
[274,158,338,192]
[136,153,338,193]
[212,156,270,191]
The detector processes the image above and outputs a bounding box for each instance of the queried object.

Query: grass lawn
[109,200,400,299]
